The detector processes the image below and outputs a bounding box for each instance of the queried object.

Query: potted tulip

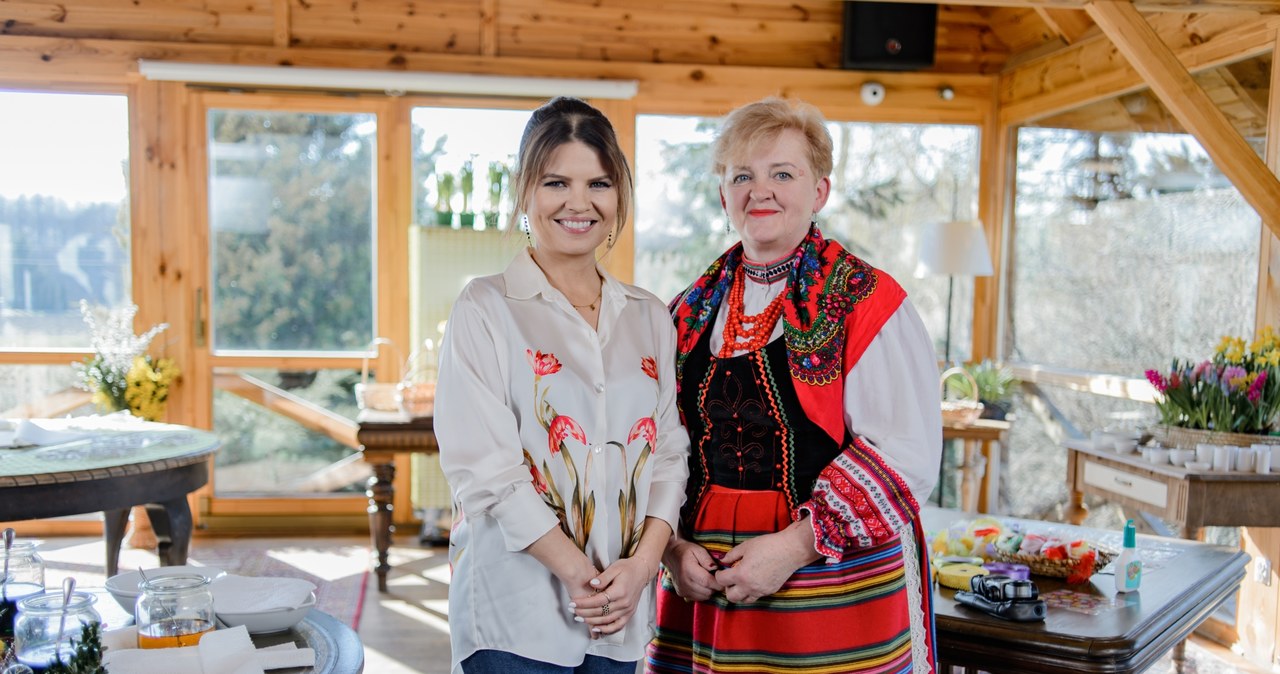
[458,159,476,229]
[435,172,455,226]
[484,160,507,228]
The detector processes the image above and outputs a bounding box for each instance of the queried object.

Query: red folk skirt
[647,486,923,674]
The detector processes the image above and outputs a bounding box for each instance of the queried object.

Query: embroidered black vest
[677,315,843,532]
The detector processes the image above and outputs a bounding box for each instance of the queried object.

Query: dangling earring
[810,214,818,228]
[520,214,532,246]
[723,219,731,235]
[607,225,615,249]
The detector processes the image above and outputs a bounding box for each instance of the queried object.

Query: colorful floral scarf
[669,226,905,444]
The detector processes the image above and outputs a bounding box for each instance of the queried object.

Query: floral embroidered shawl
[669,226,905,445]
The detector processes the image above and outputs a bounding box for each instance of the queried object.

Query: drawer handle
[1113,477,1133,487]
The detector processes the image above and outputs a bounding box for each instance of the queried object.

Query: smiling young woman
[434,97,691,674]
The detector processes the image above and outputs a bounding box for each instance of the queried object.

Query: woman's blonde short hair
[509,97,633,245]
[712,97,833,180]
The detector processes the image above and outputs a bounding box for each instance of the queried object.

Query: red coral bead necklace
[718,270,786,358]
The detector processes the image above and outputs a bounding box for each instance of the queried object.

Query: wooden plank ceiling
[0,0,1098,75]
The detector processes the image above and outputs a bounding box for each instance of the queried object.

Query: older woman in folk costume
[647,97,943,673]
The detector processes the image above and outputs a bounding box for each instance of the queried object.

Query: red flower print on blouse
[641,356,659,381]
[627,416,656,446]
[526,349,562,377]
[548,415,587,456]
[529,462,550,495]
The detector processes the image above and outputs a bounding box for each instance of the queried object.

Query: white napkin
[212,575,317,613]
[101,625,316,673]
[0,419,92,448]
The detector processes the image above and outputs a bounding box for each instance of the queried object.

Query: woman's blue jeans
[462,649,636,674]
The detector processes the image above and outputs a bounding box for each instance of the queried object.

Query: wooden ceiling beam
[862,0,1278,13]
[1035,7,1096,43]
[1000,11,1276,123]
[1086,0,1280,239]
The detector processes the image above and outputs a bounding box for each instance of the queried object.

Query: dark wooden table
[925,508,1248,673]
[355,410,437,592]
[0,421,220,576]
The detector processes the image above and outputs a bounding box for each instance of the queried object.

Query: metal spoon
[2,528,13,600]
[137,567,174,620]
[53,577,75,662]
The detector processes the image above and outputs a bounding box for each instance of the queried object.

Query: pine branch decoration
[43,623,106,674]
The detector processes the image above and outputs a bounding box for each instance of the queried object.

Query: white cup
[1195,443,1215,464]
[1213,444,1236,472]
[1256,448,1272,474]
[1236,447,1256,472]
[1169,449,1196,466]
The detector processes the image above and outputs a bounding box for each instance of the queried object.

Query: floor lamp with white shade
[915,220,994,364]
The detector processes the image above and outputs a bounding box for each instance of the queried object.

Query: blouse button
[594,383,605,393]
[738,466,744,472]
[775,482,783,488]
[775,464,782,469]
[774,430,781,436]
[736,451,742,457]
[737,426,743,432]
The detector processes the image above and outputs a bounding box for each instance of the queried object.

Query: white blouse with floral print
[435,248,690,672]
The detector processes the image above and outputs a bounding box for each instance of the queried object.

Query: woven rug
[41,538,369,630]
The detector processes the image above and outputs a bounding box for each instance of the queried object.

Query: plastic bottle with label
[1114,519,1142,593]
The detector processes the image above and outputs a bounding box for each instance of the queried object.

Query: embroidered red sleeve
[795,436,920,562]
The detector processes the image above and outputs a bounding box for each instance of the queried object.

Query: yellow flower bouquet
[72,301,179,421]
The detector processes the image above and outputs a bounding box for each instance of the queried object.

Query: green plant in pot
[435,172,455,226]
[484,160,508,228]
[458,158,476,228]
[946,359,1018,420]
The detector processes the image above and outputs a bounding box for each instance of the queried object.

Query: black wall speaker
[841,1,937,71]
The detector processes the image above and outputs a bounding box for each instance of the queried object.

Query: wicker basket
[355,337,404,412]
[397,339,439,419]
[1152,425,1280,451]
[940,366,984,426]
[993,548,1115,581]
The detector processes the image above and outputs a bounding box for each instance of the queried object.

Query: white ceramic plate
[216,591,317,634]
[105,565,226,611]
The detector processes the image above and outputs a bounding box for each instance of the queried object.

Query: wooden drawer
[1082,460,1169,509]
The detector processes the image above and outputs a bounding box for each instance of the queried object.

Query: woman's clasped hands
[568,554,658,637]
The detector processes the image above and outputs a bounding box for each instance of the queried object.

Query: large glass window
[208,109,377,353]
[634,115,980,360]
[1011,127,1259,375]
[0,92,131,348]
[408,106,530,348]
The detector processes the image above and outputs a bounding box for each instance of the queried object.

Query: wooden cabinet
[1065,439,1280,539]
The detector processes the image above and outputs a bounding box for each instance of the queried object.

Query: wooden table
[944,418,1011,513]
[355,410,437,592]
[0,420,220,577]
[1064,439,1280,539]
[925,508,1248,673]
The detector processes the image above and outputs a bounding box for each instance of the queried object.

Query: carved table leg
[959,441,986,512]
[367,461,396,592]
[147,497,193,566]
[102,508,131,577]
[1066,489,1088,525]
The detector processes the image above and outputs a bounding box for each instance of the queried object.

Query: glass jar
[1,541,46,639]
[12,591,101,670]
[135,574,215,649]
